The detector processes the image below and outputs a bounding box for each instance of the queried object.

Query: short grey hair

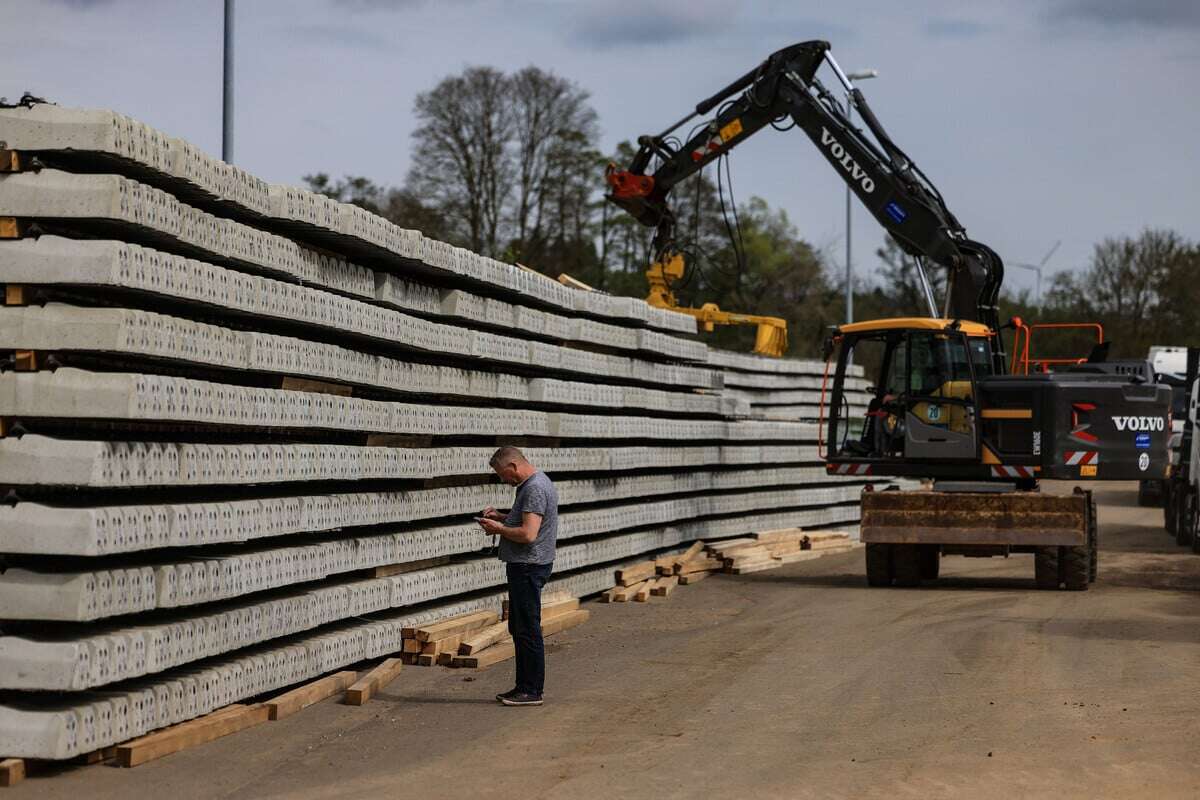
[489,445,526,469]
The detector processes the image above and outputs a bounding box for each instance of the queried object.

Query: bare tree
[407,66,512,255]
[508,67,599,265]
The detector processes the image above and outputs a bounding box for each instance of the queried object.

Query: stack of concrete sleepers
[708,348,871,422]
[0,103,882,760]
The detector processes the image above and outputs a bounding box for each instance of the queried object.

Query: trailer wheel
[865,544,892,587]
[1178,488,1197,548]
[1034,547,1059,589]
[919,545,940,580]
[1087,491,1098,583]
[1164,480,1178,537]
[1060,545,1089,591]
[892,545,922,587]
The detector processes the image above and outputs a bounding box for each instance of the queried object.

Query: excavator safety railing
[1009,319,1104,375]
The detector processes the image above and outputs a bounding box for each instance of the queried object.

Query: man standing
[478,446,558,707]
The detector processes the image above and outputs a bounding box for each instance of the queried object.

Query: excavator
[606,40,1172,590]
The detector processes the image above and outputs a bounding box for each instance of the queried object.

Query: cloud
[567,0,726,49]
[282,23,391,50]
[1048,0,1200,30]
[46,0,116,7]
[923,18,992,38]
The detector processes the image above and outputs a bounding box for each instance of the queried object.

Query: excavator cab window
[834,328,982,462]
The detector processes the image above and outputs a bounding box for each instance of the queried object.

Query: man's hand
[478,517,504,534]
[481,507,504,521]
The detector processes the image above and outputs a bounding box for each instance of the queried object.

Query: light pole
[1010,240,1060,308]
[844,69,878,324]
[222,0,234,163]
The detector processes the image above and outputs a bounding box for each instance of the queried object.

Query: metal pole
[845,98,853,324]
[222,0,234,163]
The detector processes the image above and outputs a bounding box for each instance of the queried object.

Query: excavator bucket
[860,490,1088,546]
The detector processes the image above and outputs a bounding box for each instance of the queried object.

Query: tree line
[306,65,1199,362]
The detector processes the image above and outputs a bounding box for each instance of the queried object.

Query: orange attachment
[604,164,654,199]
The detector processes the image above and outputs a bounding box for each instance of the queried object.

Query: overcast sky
[3,0,1199,298]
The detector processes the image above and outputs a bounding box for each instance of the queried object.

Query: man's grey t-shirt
[499,471,558,564]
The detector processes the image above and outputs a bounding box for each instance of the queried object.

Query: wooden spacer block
[0,759,25,787]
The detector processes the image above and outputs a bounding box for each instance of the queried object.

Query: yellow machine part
[644,253,789,358]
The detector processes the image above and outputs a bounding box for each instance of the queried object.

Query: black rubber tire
[918,545,940,580]
[1192,493,1200,555]
[1178,488,1197,548]
[1034,547,1059,589]
[1164,481,1177,537]
[892,544,922,587]
[1087,491,1098,583]
[1137,481,1154,507]
[865,543,892,587]
[1060,545,1089,591]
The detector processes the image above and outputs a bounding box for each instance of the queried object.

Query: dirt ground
[17,481,1200,799]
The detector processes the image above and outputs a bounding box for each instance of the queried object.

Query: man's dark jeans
[506,561,553,697]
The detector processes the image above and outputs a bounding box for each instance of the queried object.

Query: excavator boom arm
[606,40,1007,373]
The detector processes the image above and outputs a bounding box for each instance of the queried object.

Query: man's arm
[479,512,542,544]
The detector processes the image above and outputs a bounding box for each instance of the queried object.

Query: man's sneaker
[495,688,520,703]
[499,692,543,707]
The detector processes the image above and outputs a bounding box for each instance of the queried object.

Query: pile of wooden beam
[398,598,590,670]
[599,541,724,602]
[710,529,858,574]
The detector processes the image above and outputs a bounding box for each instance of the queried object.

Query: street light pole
[222,0,234,163]
[844,69,878,324]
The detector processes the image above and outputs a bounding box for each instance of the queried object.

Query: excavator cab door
[899,331,981,461]
[829,327,985,463]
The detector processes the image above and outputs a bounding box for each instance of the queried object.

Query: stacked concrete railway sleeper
[0,103,882,761]
[708,348,870,422]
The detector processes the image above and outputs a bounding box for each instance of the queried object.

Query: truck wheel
[892,545,922,587]
[1137,480,1154,507]
[1164,481,1177,537]
[1034,547,1059,589]
[865,544,892,587]
[1060,545,1089,591]
[1087,491,1098,583]
[1178,489,1197,548]
[1192,495,1200,555]
[919,545,940,580]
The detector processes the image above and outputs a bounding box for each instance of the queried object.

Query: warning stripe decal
[1064,451,1100,466]
[990,465,1036,478]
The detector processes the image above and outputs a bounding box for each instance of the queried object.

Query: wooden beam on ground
[679,570,712,585]
[344,658,404,706]
[615,561,656,586]
[410,610,499,642]
[266,671,358,721]
[650,575,679,597]
[542,608,589,636]
[503,589,573,619]
[0,759,25,787]
[611,580,647,602]
[541,597,580,620]
[458,621,511,655]
[402,639,422,654]
[451,641,516,669]
[116,704,270,767]
[671,541,705,572]
[634,578,659,602]
[676,557,722,575]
